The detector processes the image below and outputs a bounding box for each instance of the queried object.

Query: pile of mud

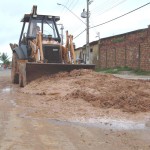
[22,69,150,113]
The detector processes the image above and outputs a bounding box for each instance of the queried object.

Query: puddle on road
[17,108,150,131]
[84,118,146,130]
[1,87,12,93]
[46,118,150,131]
[17,110,150,131]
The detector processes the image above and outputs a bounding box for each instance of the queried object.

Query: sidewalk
[114,74,150,80]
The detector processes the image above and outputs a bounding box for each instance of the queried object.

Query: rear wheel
[19,63,26,87]
[11,52,19,84]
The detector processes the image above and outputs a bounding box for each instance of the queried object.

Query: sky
[0,0,150,60]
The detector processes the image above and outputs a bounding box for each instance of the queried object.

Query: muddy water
[1,87,12,93]
[47,118,149,130]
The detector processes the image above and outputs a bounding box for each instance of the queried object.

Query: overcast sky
[0,0,150,59]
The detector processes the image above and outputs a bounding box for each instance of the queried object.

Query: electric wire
[74,2,150,39]
[74,0,125,38]
[74,29,86,39]
[72,0,126,35]
[90,2,150,29]
[91,0,127,17]
[59,0,75,20]
[90,0,113,12]
[67,0,76,10]
[59,0,85,27]
[69,0,79,10]
[60,0,70,14]
[91,0,124,15]
[90,0,127,40]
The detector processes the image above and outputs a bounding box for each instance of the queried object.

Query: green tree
[0,52,10,66]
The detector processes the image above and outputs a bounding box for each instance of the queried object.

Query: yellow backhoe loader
[10,5,95,87]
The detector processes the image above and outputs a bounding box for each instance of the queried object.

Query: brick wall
[140,42,150,71]
[75,26,150,71]
[94,26,150,71]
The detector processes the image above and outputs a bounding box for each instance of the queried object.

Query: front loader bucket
[19,62,95,87]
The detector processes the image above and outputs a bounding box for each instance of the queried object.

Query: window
[43,20,57,38]
[20,22,29,44]
[28,19,41,37]
[90,48,93,52]
[28,19,59,38]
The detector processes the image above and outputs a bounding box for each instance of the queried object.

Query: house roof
[76,27,148,49]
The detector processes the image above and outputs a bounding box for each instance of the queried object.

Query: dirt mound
[22,69,150,113]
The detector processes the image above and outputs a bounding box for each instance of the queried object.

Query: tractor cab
[19,5,61,46]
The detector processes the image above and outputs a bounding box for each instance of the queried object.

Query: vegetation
[111,36,125,43]
[0,52,10,66]
[96,66,150,76]
[96,66,131,74]
[133,69,150,76]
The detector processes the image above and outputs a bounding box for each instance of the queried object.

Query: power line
[60,0,70,14]
[90,0,126,18]
[70,0,126,36]
[67,0,76,10]
[74,29,86,39]
[90,0,112,12]
[91,0,127,17]
[74,2,150,39]
[90,2,150,29]
[69,0,79,10]
[57,3,86,25]
[59,0,74,21]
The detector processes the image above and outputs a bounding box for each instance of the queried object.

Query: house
[75,25,150,71]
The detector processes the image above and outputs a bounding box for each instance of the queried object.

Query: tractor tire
[11,52,19,84]
[19,63,26,87]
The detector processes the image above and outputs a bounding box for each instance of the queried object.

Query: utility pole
[81,0,93,64]
[86,0,90,64]
[60,24,64,45]
[96,32,101,68]
[57,24,64,45]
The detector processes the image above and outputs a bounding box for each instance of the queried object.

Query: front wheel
[19,63,26,87]
[11,52,19,84]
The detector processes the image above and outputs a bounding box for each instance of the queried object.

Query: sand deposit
[21,69,150,114]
